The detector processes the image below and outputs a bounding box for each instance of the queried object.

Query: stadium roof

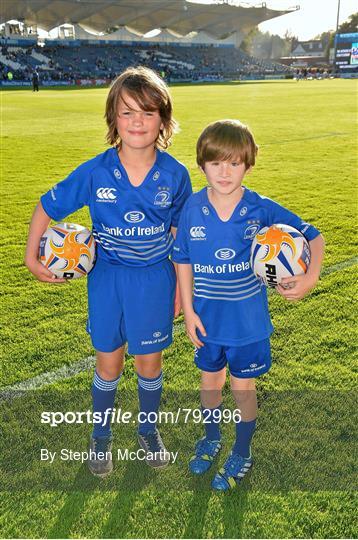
[1,1,297,40]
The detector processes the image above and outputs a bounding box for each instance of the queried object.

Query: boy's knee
[230,377,257,419]
[96,348,125,380]
[200,370,225,408]
[136,364,162,379]
[230,375,256,391]
[135,353,162,379]
[201,368,226,390]
[96,365,123,381]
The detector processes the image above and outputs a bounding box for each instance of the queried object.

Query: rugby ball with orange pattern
[39,223,96,279]
[250,224,310,287]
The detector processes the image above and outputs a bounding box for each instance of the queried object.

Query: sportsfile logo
[96,187,117,203]
[124,211,145,223]
[215,248,236,260]
[190,226,206,240]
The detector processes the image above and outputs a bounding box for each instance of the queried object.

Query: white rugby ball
[39,222,96,279]
[250,224,310,287]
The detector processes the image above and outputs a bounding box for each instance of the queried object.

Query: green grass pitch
[1,79,357,538]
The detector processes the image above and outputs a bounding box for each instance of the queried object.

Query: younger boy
[172,120,324,491]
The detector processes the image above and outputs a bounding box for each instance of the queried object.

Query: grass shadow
[47,464,99,538]
[182,488,212,539]
[100,459,154,538]
[221,473,251,538]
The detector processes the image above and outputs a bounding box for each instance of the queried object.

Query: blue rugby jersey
[41,148,192,266]
[172,187,320,346]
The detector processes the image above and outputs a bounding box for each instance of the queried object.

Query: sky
[256,0,356,40]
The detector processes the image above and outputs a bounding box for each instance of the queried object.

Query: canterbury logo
[190,226,206,238]
[96,188,117,200]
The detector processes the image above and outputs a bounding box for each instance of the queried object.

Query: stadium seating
[0,41,292,83]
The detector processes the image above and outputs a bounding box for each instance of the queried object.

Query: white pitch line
[0,258,356,401]
[0,322,186,401]
[320,256,357,276]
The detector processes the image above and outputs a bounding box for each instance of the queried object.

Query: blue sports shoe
[189,437,222,475]
[211,451,253,491]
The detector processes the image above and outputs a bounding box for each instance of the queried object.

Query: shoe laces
[196,438,220,457]
[224,452,246,475]
[93,437,111,455]
[143,430,162,453]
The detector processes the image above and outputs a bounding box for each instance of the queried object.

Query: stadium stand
[0,0,295,85]
[0,41,292,84]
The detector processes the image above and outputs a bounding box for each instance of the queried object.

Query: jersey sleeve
[171,167,193,227]
[40,162,92,221]
[172,202,191,264]
[265,198,321,241]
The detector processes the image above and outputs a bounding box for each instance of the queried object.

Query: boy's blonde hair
[196,119,258,170]
[105,66,177,150]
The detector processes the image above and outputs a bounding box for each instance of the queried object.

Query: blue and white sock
[137,371,163,435]
[92,370,122,438]
[233,418,256,459]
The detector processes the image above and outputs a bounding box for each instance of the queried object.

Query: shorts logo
[113,168,121,179]
[202,206,209,216]
[244,224,260,239]
[50,184,58,201]
[153,331,162,338]
[190,226,206,239]
[124,211,145,223]
[250,363,258,368]
[154,191,171,207]
[153,171,160,181]
[215,248,236,260]
[96,187,117,202]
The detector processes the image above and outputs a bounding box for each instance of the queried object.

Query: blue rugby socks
[202,404,222,441]
[92,370,122,438]
[233,418,256,459]
[137,371,163,435]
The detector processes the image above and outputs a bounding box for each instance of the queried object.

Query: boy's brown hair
[105,66,177,150]
[196,119,258,170]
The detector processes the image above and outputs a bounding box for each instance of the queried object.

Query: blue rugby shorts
[194,338,271,378]
[87,258,176,355]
